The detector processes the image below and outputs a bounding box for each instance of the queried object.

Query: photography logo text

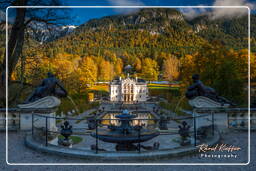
[197,144,241,159]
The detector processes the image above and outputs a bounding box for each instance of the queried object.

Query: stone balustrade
[0,96,61,131]
[195,107,256,131]
[0,108,57,131]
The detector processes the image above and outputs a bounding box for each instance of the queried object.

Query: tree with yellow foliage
[50,57,75,83]
[134,57,142,72]
[78,56,98,87]
[162,55,180,81]
[180,42,247,103]
[141,58,159,81]
[114,58,123,76]
[103,50,117,63]
[98,59,115,81]
[180,54,195,85]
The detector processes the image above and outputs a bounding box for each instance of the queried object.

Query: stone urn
[87,116,96,130]
[159,115,169,130]
[58,121,73,146]
[178,121,191,146]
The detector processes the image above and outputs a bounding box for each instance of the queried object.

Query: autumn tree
[103,50,117,63]
[78,56,98,87]
[180,54,195,85]
[50,55,75,85]
[114,58,123,76]
[0,0,69,107]
[162,55,180,81]
[141,58,159,81]
[181,42,247,103]
[134,57,142,72]
[235,49,256,81]
[98,59,114,81]
[0,0,68,80]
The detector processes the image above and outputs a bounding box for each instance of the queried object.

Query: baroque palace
[109,76,148,103]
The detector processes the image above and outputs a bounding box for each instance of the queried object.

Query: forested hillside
[3,8,255,103]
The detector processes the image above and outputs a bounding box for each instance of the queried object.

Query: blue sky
[2,0,255,25]
[63,0,256,25]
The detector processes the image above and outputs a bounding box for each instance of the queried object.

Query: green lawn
[148,83,180,90]
[148,86,179,90]
[88,84,109,92]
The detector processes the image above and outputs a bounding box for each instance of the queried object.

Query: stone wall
[0,96,60,131]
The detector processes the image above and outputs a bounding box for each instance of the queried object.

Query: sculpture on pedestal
[185,74,235,107]
[24,72,68,103]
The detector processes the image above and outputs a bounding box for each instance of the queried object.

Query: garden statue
[185,74,235,106]
[24,72,68,103]
[178,121,191,146]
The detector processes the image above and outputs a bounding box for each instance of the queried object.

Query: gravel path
[1,130,255,171]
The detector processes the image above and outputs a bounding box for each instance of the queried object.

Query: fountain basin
[90,110,160,151]
[91,129,159,144]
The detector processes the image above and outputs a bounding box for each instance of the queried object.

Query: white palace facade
[109,77,148,103]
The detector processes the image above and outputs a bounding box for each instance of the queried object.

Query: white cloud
[107,0,144,6]
[210,0,255,19]
[107,0,144,14]
[180,8,207,20]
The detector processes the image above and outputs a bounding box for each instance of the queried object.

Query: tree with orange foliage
[114,58,123,76]
[98,59,114,81]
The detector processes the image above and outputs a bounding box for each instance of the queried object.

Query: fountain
[67,96,79,114]
[174,95,185,113]
[91,109,159,151]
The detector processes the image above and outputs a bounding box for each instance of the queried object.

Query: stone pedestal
[189,96,230,108]
[18,96,60,131]
[193,111,228,133]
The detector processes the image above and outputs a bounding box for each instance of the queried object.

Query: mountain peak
[82,8,185,31]
[28,25,77,44]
